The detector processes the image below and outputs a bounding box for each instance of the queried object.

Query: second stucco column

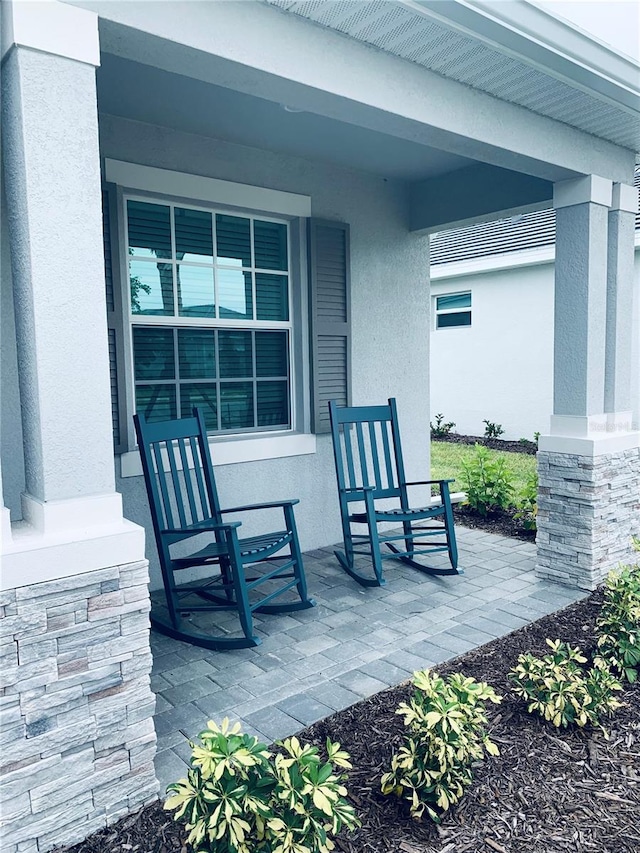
[536,176,640,590]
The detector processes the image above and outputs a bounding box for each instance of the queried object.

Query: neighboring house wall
[430,255,555,440]
[100,114,431,591]
[430,219,640,441]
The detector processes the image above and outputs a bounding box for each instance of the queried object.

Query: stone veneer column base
[0,560,158,852]
[536,446,640,589]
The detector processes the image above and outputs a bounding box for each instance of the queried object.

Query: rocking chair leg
[226,529,260,646]
[441,483,459,570]
[334,547,386,587]
[364,490,385,586]
[284,504,313,606]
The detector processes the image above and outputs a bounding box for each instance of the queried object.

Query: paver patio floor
[150,526,586,793]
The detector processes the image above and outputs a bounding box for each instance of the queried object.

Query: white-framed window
[434,291,472,329]
[125,197,293,434]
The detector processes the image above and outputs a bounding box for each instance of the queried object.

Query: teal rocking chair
[134,408,315,650]
[329,399,459,587]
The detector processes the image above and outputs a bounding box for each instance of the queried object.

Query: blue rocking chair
[134,408,315,650]
[329,398,459,587]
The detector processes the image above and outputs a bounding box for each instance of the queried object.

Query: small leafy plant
[430,413,456,438]
[460,444,515,515]
[482,420,504,439]
[165,718,359,853]
[509,640,623,732]
[595,543,640,683]
[381,670,501,822]
[514,470,538,531]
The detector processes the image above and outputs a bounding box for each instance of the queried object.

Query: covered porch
[1,1,638,851]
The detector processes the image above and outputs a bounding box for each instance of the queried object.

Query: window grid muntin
[132,326,290,434]
[125,195,293,434]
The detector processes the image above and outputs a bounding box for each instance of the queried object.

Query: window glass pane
[218,270,252,320]
[130,259,174,315]
[135,385,176,422]
[437,311,472,328]
[254,220,287,270]
[436,292,471,310]
[175,208,213,260]
[133,327,175,380]
[257,381,289,427]
[127,201,171,258]
[180,383,218,429]
[216,215,251,267]
[218,330,253,378]
[256,274,288,321]
[177,265,215,318]
[220,383,254,430]
[256,331,288,377]
[178,329,216,379]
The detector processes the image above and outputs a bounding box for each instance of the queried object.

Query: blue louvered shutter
[308,219,351,434]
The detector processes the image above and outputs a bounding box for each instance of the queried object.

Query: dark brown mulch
[453,504,536,542]
[432,434,538,455]
[62,592,640,853]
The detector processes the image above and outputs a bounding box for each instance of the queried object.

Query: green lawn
[430,440,536,499]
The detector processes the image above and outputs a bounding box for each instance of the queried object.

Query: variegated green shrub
[381,670,501,822]
[164,719,359,853]
[595,542,640,683]
[509,639,623,732]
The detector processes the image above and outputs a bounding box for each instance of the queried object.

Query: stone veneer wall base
[536,446,640,590]
[0,560,158,852]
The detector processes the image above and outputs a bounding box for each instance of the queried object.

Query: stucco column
[536,175,640,590]
[1,0,144,583]
[2,3,117,524]
[605,183,638,424]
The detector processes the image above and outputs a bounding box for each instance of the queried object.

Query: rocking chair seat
[172,531,290,567]
[350,505,445,523]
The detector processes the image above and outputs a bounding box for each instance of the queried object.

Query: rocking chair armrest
[404,479,455,487]
[220,499,300,514]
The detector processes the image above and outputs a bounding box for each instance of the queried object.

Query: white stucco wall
[430,246,640,440]
[99,114,431,591]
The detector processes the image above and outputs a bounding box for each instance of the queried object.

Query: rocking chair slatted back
[138,409,222,540]
[330,399,408,503]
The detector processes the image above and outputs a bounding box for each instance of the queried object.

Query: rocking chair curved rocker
[329,398,459,588]
[134,408,315,650]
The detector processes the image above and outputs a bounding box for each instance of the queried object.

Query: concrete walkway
[149,526,586,793]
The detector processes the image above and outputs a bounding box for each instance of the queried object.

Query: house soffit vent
[266,0,639,151]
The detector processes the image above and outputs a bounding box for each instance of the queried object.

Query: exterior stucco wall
[430,247,640,440]
[430,259,555,440]
[99,114,431,591]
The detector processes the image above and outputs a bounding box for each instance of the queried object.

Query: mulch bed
[62,589,640,853]
[432,434,538,455]
[453,504,536,542]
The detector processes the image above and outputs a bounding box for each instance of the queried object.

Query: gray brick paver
[152,527,586,786]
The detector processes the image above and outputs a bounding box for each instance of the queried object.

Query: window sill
[119,432,317,478]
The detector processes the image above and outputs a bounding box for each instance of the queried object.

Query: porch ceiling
[96,53,474,182]
[266,0,640,153]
